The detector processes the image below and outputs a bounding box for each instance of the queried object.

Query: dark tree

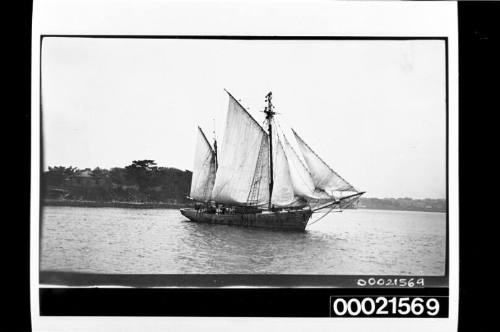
[43,166,79,186]
[125,160,157,190]
[43,162,193,204]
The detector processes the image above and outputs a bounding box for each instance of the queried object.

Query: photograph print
[39,36,448,287]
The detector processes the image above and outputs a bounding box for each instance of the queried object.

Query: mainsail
[190,127,217,202]
[211,93,270,206]
[247,134,270,206]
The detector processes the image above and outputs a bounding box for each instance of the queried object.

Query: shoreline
[42,199,192,209]
[357,207,446,213]
[42,199,445,213]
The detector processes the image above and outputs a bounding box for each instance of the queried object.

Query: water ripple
[40,207,446,275]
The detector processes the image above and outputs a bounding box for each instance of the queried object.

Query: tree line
[42,160,192,203]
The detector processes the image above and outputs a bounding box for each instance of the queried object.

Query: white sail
[277,123,331,201]
[211,93,269,205]
[293,129,357,195]
[275,119,309,168]
[246,134,270,206]
[190,127,217,202]
[270,133,301,207]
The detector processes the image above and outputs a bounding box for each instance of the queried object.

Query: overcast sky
[41,37,446,199]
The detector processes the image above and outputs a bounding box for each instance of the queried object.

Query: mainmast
[264,91,275,210]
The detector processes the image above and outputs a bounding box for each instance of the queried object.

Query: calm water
[40,207,446,275]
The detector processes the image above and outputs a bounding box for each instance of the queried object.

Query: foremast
[212,119,218,171]
[264,92,275,210]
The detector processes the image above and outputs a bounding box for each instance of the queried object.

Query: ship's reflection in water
[41,206,445,275]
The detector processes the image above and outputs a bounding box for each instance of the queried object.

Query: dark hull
[180,208,313,231]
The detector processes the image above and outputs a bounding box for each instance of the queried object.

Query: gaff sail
[211,92,270,206]
[189,127,217,202]
[246,134,271,207]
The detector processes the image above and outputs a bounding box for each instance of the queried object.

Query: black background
[457,2,498,332]
[9,1,500,330]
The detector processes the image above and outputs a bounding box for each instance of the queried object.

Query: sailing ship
[180,91,364,231]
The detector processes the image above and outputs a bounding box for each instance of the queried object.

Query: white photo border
[31,1,458,331]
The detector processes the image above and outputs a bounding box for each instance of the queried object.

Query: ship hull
[180,208,312,231]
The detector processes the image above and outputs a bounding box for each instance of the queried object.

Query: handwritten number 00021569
[356,277,425,287]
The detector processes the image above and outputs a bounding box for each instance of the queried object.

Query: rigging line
[198,126,215,153]
[311,199,339,212]
[246,136,268,205]
[307,205,340,227]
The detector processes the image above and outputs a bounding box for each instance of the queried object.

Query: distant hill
[42,160,446,212]
[358,197,446,212]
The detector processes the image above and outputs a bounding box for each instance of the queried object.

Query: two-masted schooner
[180,91,364,231]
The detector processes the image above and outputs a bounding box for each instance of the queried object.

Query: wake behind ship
[180,91,364,231]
